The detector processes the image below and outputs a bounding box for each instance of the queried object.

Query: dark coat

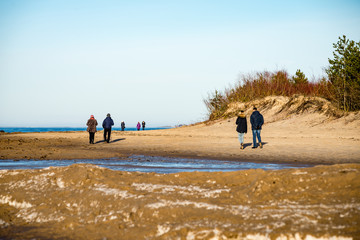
[102,117,114,129]
[236,115,247,133]
[250,111,264,130]
[86,119,98,133]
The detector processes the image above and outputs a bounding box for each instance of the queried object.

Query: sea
[0,127,171,133]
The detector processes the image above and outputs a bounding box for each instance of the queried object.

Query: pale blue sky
[1,0,359,127]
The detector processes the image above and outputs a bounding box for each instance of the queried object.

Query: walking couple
[86,113,114,144]
[236,107,264,149]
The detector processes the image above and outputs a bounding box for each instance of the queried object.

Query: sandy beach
[1,96,360,239]
[1,97,359,164]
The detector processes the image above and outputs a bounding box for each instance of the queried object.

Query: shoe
[252,146,257,149]
[240,144,244,150]
[259,142,263,148]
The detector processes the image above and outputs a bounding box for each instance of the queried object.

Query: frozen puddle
[0,155,312,173]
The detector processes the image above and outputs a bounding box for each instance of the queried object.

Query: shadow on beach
[243,142,268,149]
[95,138,126,144]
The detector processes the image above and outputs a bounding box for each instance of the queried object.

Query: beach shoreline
[1,108,360,239]
[1,115,359,165]
[2,95,360,165]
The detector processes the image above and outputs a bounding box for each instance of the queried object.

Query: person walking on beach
[102,113,114,143]
[250,107,264,149]
[86,115,98,144]
[136,122,141,131]
[142,121,146,131]
[121,121,125,131]
[236,110,247,150]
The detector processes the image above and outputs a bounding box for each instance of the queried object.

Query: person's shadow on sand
[243,142,268,149]
[95,138,126,144]
[243,143,252,149]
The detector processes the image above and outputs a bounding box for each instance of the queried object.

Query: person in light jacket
[250,107,264,148]
[235,110,247,150]
[86,115,98,144]
[102,113,114,143]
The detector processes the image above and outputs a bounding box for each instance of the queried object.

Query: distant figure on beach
[250,107,264,149]
[121,121,125,131]
[236,110,247,150]
[136,122,141,131]
[86,115,98,144]
[102,113,114,143]
[142,121,146,130]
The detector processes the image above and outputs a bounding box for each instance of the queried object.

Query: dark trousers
[89,132,95,144]
[104,128,111,143]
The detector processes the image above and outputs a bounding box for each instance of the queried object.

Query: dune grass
[204,70,335,120]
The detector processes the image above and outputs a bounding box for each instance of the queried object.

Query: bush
[204,70,335,120]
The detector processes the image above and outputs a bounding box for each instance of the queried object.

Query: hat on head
[90,115,94,118]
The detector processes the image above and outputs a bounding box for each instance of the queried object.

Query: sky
[0,0,360,127]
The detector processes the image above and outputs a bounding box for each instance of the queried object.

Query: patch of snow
[0,219,9,227]
[156,225,171,237]
[16,210,65,223]
[0,195,32,208]
[56,178,65,188]
[186,231,352,240]
[132,183,229,198]
[292,171,308,175]
[146,199,224,211]
[186,228,221,240]
[93,184,141,199]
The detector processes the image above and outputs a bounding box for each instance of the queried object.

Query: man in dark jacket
[102,113,114,143]
[236,110,247,150]
[250,107,264,148]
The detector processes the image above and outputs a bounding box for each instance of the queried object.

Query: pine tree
[292,69,308,85]
[326,35,360,111]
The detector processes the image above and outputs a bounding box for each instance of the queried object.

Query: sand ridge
[0,163,359,239]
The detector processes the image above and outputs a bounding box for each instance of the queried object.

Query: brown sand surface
[0,164,359,239]
[1,96,360,239]
[1,96,360,164]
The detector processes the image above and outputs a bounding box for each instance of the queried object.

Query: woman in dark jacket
[86,115,98,144]
[236,110,247,149]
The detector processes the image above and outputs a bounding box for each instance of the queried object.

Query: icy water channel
[0,155,313,173]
